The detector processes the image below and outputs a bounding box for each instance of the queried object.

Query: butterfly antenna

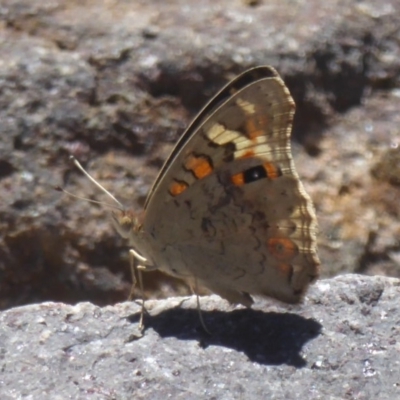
[54,186,122,211]
[68,155,124,209]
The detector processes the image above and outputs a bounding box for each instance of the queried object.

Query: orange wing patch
[267,237,298,262]
[263,162,281,179]
[244,114,268,140]
[276,262,293,277]
[184,154,213,180]
[235,97,268,140]
[169,180,189,197]
[238,149,255,159]
[231,172,245,186]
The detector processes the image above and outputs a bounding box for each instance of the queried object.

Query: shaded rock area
[0,275,399,399]
[0,0,399,315]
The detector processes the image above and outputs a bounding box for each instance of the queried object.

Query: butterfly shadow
[127,305,322,367]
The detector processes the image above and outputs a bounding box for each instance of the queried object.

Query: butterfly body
[115,66,320,308]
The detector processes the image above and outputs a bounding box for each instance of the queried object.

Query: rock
[0,0,399,322]
[0,274,399,399]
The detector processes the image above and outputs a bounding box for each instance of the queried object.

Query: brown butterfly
[103,65,320,329]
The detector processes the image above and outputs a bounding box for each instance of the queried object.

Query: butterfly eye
[111,211,136,238]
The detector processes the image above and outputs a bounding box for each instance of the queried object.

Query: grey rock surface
[0,274,399,399]
[0,0,400,310]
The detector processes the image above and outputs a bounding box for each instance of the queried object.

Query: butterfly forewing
[144,66,280,207]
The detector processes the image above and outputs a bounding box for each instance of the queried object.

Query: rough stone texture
[0,0,399,314]
[0,275,399,399]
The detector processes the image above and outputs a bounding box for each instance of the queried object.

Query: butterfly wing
[142,66,320,305]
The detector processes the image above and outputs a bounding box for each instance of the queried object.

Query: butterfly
[106,65,321,326]
[73,65,320,330]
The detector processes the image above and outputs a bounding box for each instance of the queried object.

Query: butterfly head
[111,208,143,239]
[111,208,151,264]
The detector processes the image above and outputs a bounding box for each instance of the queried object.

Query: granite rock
[0,274,399,399]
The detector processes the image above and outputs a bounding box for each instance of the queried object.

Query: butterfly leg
[191,279,211,335]
[128,248,157,331]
